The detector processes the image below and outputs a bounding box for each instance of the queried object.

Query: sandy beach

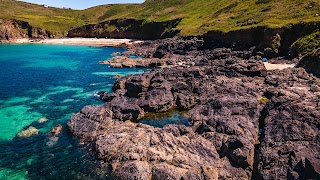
[10,38,143,46]
[263,62,295,70]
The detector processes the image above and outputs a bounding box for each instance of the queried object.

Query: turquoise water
[0,44,145,179]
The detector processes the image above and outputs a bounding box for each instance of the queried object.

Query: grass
[0,0,87,35]
[290,30,320,55]
[0,0,319,36]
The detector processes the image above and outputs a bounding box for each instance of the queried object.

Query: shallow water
[0,44,146,179]
[140,112,190,128]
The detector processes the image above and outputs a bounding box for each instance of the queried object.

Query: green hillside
[0,0,87,35]
[0,0,319,36]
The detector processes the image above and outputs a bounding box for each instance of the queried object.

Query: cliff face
[200,22,320,57]
[68,19,319,57]
[0,18,52,41]
[297,48,320,77]
[0,19,29,40]
[67,19,181,40]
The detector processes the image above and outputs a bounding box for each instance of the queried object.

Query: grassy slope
[291,30,320,55]
[0,0,319,36]
[83,0,320,36]
[0,0,87,35]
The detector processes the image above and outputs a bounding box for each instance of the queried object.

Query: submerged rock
[37,117,48,123]
[51,124,62,136]
[17,126,39,138]
[46,136,59,147]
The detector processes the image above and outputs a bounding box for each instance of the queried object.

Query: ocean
[0,44,144,179]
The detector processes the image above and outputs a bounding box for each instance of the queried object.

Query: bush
[271,33,281,53]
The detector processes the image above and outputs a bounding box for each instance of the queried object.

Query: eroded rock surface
[256,68,320,179]
[68,39,319,179]
[0,18,52,42]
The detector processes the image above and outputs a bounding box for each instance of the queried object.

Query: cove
[0,44,145,179]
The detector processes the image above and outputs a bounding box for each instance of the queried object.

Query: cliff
[67,19,181,40]
[200,22,320,57]
[0,18,52,42]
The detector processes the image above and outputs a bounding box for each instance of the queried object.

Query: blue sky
[19,0,145,10]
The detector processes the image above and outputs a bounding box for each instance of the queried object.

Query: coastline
[3,38,143,47]
[68,38,320,179]
[5,38,297,71]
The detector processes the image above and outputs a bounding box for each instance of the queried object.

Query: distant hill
[0,0,87,35]
[0,0,319,36]
[83,0,320,36]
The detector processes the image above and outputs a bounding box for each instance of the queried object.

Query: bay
[0,44,144,179]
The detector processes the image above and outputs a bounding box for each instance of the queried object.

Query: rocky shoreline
[68,38,320,179]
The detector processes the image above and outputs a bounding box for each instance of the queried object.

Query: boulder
[139,89,174,112]
[124,72,154,97]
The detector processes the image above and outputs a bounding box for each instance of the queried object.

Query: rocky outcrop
[67,18,181,40]
[201,22,320,57]
[296,48,320,77]
[256,68,320,179]
[100,37,259,69]
[0,19,29,40]
[69,38,319,179]
[0,18,52,42]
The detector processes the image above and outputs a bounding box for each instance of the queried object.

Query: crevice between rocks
[251,102,270,180]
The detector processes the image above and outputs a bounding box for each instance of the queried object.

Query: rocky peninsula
[68,38,320,179]
[0,0,319,179]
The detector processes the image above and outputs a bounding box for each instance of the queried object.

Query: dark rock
[296,48,320,77]
[100,92,117,102]
[153,37,203,58]
[109,96,145,120]
[139,89,174,112]
[124,72,154,98]
[257,69,320,179]
[175,93,197,110]
[67,18,181,40]
[68,105,113,142]
[68,38,320,179]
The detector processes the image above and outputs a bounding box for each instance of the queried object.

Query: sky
[19,0,145,10]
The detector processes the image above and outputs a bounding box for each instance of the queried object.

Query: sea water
[0,44,145,179]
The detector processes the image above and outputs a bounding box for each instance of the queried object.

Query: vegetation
[82,0,320,36]
[0,0,87,35]
[297,48,320,77]
[0,0,319,36]
[290,30,320,56]
[271,34,281,53]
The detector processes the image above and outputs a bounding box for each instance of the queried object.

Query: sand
[10,38,143,46]
[264,62,295,70]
